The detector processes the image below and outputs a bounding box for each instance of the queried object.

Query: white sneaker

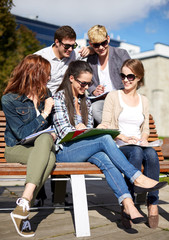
[10,198,35,238]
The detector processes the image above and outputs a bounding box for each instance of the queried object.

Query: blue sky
[11,0,169,52]
[108,4,169,51]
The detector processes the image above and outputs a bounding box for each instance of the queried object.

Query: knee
[35,133,53,146]
[132,147,143,157]
[144,148,159,164]
[88,152,113,170]
[127,147,144,164]
[101,134,115,145]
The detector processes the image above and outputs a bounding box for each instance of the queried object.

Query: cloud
[11,0,168,35]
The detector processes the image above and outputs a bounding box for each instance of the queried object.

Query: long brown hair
[57,60,93,126]
[3,54,51,104]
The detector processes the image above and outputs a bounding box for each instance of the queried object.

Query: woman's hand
[139,139,149,146]
[44,97,54,115]
[96,123,108,129]
[50,132,57,142]
[118,135,139,144]
[128,137,140,145]
[75,123,87,130]
[41,97,54,119]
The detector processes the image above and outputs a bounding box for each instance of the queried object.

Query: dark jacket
[87,46,130,95]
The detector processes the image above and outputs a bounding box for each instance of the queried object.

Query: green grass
[159,174,169,184]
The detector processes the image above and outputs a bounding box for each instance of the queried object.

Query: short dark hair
[54,26,76,42]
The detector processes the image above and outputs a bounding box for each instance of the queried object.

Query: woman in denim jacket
[1,55,56,238]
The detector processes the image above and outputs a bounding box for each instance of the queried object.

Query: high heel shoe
[122,212,146,224]
[134,181,168,194]
[121,207,132,229]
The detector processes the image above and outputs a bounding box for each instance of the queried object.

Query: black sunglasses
[74,78,93,88]
[59,41,78,50]
[92,39,108,48]
[120,73,137,81]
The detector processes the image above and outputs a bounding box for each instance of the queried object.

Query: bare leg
[122,198,143,219]
[22,183,36,202]
[134,174,158,188]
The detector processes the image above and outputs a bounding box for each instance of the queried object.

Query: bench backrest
[0,110,164,163]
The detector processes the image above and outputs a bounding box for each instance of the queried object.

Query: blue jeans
[56,134,141,204]
[120,145,159,205]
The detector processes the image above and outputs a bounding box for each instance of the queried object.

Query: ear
[89,41,93,47]
[107,35,110,43]
[69,75,74,83]
[54,39,59,46]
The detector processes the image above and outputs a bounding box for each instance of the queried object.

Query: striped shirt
[53,90,93,151]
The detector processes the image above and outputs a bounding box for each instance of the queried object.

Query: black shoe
[122,212,146,224]
[121,207,132,229]
[134,181,168,194]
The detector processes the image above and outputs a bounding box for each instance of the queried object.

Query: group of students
[1,24,167,238]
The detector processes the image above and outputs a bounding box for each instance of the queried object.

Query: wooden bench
[0,110,169,237]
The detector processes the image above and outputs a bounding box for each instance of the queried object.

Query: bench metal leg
[70,174,91,237]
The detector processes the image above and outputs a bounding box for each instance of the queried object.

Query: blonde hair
[88,25,108,43]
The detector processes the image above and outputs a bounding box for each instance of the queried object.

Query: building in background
[15,15,60,46]
[130,43,169,137]
[13,15,169,137]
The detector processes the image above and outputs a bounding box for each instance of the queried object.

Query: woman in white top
[101,59,160,229]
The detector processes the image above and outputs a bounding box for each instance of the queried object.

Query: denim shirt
[1,92,52,147]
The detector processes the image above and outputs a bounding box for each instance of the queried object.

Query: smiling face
[90,36,110,57]
[69,71,93,97]
[54,37,76,59]
[121,66,141,92]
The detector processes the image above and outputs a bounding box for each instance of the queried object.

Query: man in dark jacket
[87,25,130,124]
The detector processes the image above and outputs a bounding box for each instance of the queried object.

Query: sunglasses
[120,73,137,81]
[59,41,78,50]
[74,78,93,88]
[92,39,108,48]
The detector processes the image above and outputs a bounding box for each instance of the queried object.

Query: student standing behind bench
[101,59,160,229]
[87,25,130,124]
[35,25,92,206]
[1,55,56,238]
[52,60,167,227]
[35,25,92,95]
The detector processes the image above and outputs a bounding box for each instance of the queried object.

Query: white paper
[20,126,55,145]
[116,139,163,148]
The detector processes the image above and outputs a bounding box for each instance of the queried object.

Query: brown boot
[147,204,159,229]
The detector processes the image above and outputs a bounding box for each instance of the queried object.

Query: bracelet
[43,111,49,117]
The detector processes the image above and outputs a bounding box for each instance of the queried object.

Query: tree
[0,0,44,108]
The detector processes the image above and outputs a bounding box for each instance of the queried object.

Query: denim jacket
[1,92,52,147]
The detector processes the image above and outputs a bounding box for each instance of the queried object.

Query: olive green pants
[5,134,56,203]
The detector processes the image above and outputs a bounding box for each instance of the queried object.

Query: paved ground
[0,175,169,240]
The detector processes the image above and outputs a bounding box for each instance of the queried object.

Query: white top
[98,60,115,92]
[118,90,144,138]
[35,44,82,95]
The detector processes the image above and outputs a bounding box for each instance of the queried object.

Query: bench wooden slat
[0,162,102,175]
[0,110,168,175]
